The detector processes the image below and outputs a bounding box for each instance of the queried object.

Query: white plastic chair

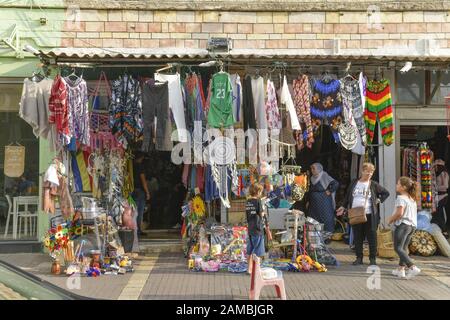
[3,195,13,238]
[16,197,39,239]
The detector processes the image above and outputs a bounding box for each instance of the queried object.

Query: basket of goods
[377,227,393,247]
[378,242,397,259]
[409,230,437,257]
[331,219,346,241]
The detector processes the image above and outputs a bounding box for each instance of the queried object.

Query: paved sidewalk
[1,242,449,300]
[0,253,134,299]
[139,245,450,300]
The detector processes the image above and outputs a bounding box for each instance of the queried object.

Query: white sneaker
[406,266,421,279]
[392,268,406,278]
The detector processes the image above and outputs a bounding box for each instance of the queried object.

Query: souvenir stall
[22,48,407,272]
[400,126,450,258]
[19,66,140,276]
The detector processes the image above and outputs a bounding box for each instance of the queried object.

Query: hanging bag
[90,71,111,132]
[348,182,370,225]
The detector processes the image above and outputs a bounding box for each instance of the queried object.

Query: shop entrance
[141,151,187,237]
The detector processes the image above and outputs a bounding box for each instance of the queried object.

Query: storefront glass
[0,80,39,241]
[396,70,425,105]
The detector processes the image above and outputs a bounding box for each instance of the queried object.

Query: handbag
[348,182,370,225]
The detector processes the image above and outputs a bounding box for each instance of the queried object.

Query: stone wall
[56,9,450,50]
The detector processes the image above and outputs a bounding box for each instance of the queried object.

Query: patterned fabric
[420,147,433,209]
[340,78,366,145]
[185,74,205,132]
[64,77,90,146]
[364,79,394,146]
[109,75,143,149]
[308,179,339,233]
[310,79,343,143]
[293,75,314,149]
[48,75,70,145]
[265,79,281,130]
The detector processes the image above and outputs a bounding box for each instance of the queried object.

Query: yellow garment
[76,151,92,192]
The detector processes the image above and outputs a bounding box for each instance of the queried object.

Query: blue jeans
[132,189,146,233]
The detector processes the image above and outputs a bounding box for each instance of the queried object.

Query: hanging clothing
[251,76,269,144]
[230,74,243,124]
[265,79,281,131]
[154,73,188,142]
[340,77,366,146]
[207,72,234,128]
[364,79,394,146]
[293,75,314,149]
[142,81,173,152]
[310,78,343,143]
[49,74,71,145]
[280,75,301,131]
[110,75,144,149]
[64,76,90,146]
[242,75,257,131]
[277,81,296,146]
[185,74,205,133]
[205,165,220,202]
[19,78,57,150]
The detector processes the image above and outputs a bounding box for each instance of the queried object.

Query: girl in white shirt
[388,177,421,279]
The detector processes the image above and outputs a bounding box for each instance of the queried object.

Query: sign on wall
[4,145,25,177]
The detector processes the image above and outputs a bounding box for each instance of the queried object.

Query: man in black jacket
[337,162,390,266]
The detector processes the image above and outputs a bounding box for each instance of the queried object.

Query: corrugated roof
[41,47,450,63]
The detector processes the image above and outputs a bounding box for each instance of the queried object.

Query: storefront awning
[40,47,450,64]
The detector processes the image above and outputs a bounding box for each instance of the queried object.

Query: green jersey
[207,72,234,128]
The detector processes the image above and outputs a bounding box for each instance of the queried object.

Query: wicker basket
[378,242,398,259]
[331,220,346,241]
[377,228,393,247]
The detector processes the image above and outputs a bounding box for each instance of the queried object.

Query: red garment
[196,165,205,193]
[49,75,69,138]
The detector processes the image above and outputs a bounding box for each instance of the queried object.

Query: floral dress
[265,79,281,130]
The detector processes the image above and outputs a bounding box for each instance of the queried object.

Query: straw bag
[377,227,393,248]
[378,242,397,259]
[331,219,346,241]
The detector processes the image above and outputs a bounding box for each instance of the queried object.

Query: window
[396,70,425,105]
[431,71,450,105]
[0,80,39,240]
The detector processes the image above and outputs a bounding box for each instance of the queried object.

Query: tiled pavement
[0,253,132,299]
[1,242,450,300]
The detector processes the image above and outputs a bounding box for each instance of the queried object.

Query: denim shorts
[247,235,265,257]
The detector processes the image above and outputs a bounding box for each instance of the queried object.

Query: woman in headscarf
[432,159,449,237]
[307,163,339,233]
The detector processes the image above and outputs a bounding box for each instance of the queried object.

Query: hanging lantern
[446,94,450,142]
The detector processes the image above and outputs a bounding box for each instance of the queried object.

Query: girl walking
[246,183,266,274]
[388,177,421,279]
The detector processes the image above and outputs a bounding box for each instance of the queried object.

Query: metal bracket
[1,24,23,59]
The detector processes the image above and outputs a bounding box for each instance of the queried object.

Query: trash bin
[118,229,134,253]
